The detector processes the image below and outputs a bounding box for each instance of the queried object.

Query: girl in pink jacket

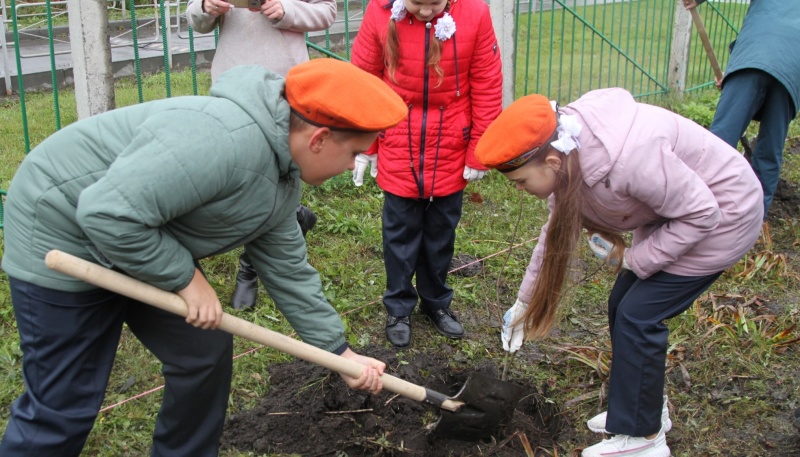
[350,0,502,348]
[475,88,763,457]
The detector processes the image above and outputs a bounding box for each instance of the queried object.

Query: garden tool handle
[44,250,462,412]
[689,7,724,82]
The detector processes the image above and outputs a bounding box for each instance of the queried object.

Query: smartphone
[225,0,263,9]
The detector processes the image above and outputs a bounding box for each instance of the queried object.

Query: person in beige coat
[186,0,336,80]
[186,0,336,309]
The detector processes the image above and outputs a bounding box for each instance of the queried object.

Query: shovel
[688,7,752,158]
[45,249,526,441]
[689,7,723,84]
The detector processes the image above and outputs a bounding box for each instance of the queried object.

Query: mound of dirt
[449,253,484,277]
[770,178,800,221]
[221,348,562,456]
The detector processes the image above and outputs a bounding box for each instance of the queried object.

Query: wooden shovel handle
[689,7,724,82]
[44,250,462,412]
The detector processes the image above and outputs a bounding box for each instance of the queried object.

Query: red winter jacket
[350,0,503,199]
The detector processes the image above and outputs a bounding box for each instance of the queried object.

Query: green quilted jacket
[2,66,345,352]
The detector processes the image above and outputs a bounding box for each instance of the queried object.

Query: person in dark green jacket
[0,59,407,457]
[686,0,800,218]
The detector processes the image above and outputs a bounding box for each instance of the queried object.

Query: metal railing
[0,0,747,152]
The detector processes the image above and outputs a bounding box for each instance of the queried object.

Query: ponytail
[521,149,584,338]
[520,148,628,339]
[385,19,400,83]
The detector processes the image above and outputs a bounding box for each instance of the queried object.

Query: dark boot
[296,205,317,237]
[231,253,258,310]
[794,407,800,431]
[385,315,411,348]
[420,306,464,339]
[231,206,315,310]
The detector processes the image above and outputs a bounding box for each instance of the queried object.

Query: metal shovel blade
[432,372,527,441]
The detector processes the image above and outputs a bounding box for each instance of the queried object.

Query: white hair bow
[390,0,406,21]
[549,100,582,154]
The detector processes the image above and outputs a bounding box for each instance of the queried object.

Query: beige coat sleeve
[186,0,219,34]
[274,0,337,33]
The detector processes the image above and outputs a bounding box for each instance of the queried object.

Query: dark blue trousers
[710,69,796,216]
[382,190,463,317]
[0,277,233,457]
[604,270,721,437]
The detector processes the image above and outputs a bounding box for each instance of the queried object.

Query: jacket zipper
[418,21,432,199]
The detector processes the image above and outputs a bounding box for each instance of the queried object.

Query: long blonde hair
[521,148,626,339]
[385,2,447,87]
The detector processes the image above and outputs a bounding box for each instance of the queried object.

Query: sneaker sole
[582,443,670,457]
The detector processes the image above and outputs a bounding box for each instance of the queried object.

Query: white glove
[501,299,528,353]
[587,233,630,270]
[463,165,487,182]
[353,153,378,187]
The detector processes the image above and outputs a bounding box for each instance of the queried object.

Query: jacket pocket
[452,108,471,143]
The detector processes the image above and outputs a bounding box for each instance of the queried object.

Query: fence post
[490,0,515,107]
[68,0,115,118]
[668,0,692,95]
[1,0,12,95]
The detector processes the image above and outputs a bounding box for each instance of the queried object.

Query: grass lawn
[1,66,799,456]
[1,2,799,454]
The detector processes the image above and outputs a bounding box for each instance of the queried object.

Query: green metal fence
[514,0,748,104]
[2,0,750,147]
[0,0,750,228]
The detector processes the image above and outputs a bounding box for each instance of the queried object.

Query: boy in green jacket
[0,59,407,457]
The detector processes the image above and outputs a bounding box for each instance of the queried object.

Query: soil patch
[770,178,800,221]
[450,253,484,277]
[221,348,562,456]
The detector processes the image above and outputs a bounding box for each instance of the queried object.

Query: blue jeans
[711,69,796,216]
[0,277,233,457]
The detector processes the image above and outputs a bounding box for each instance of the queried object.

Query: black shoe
[231,253,259,310]
[385,315,411,348]
[420,306,464,339]
[296,205,317,237]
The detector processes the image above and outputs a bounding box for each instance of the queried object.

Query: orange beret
[285,59,407,132]
[475,94,557,171]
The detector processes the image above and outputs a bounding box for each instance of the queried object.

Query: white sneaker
[587,396,671,434]
[582,427,671,457]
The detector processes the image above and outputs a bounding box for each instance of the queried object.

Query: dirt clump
[221,348,561,456]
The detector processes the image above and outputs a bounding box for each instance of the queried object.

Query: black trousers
[604,269,721,437]
[382,190,463,317]
[0,277,233,457]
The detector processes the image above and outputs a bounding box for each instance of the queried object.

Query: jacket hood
[210,65,295,177]
[564,88,638,187]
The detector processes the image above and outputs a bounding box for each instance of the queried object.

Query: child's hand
[502,299,528,353]
[353,153,378,186]
[587,233,630,270]
[339,348,385,394]
[203,0,231,16]
[261,0,285,21]
[463,166,487,182]
[177,268,224,329]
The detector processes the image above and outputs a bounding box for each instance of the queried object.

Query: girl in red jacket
[350,0,502,347]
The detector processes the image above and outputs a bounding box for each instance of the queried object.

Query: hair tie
[549,101,581,154]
